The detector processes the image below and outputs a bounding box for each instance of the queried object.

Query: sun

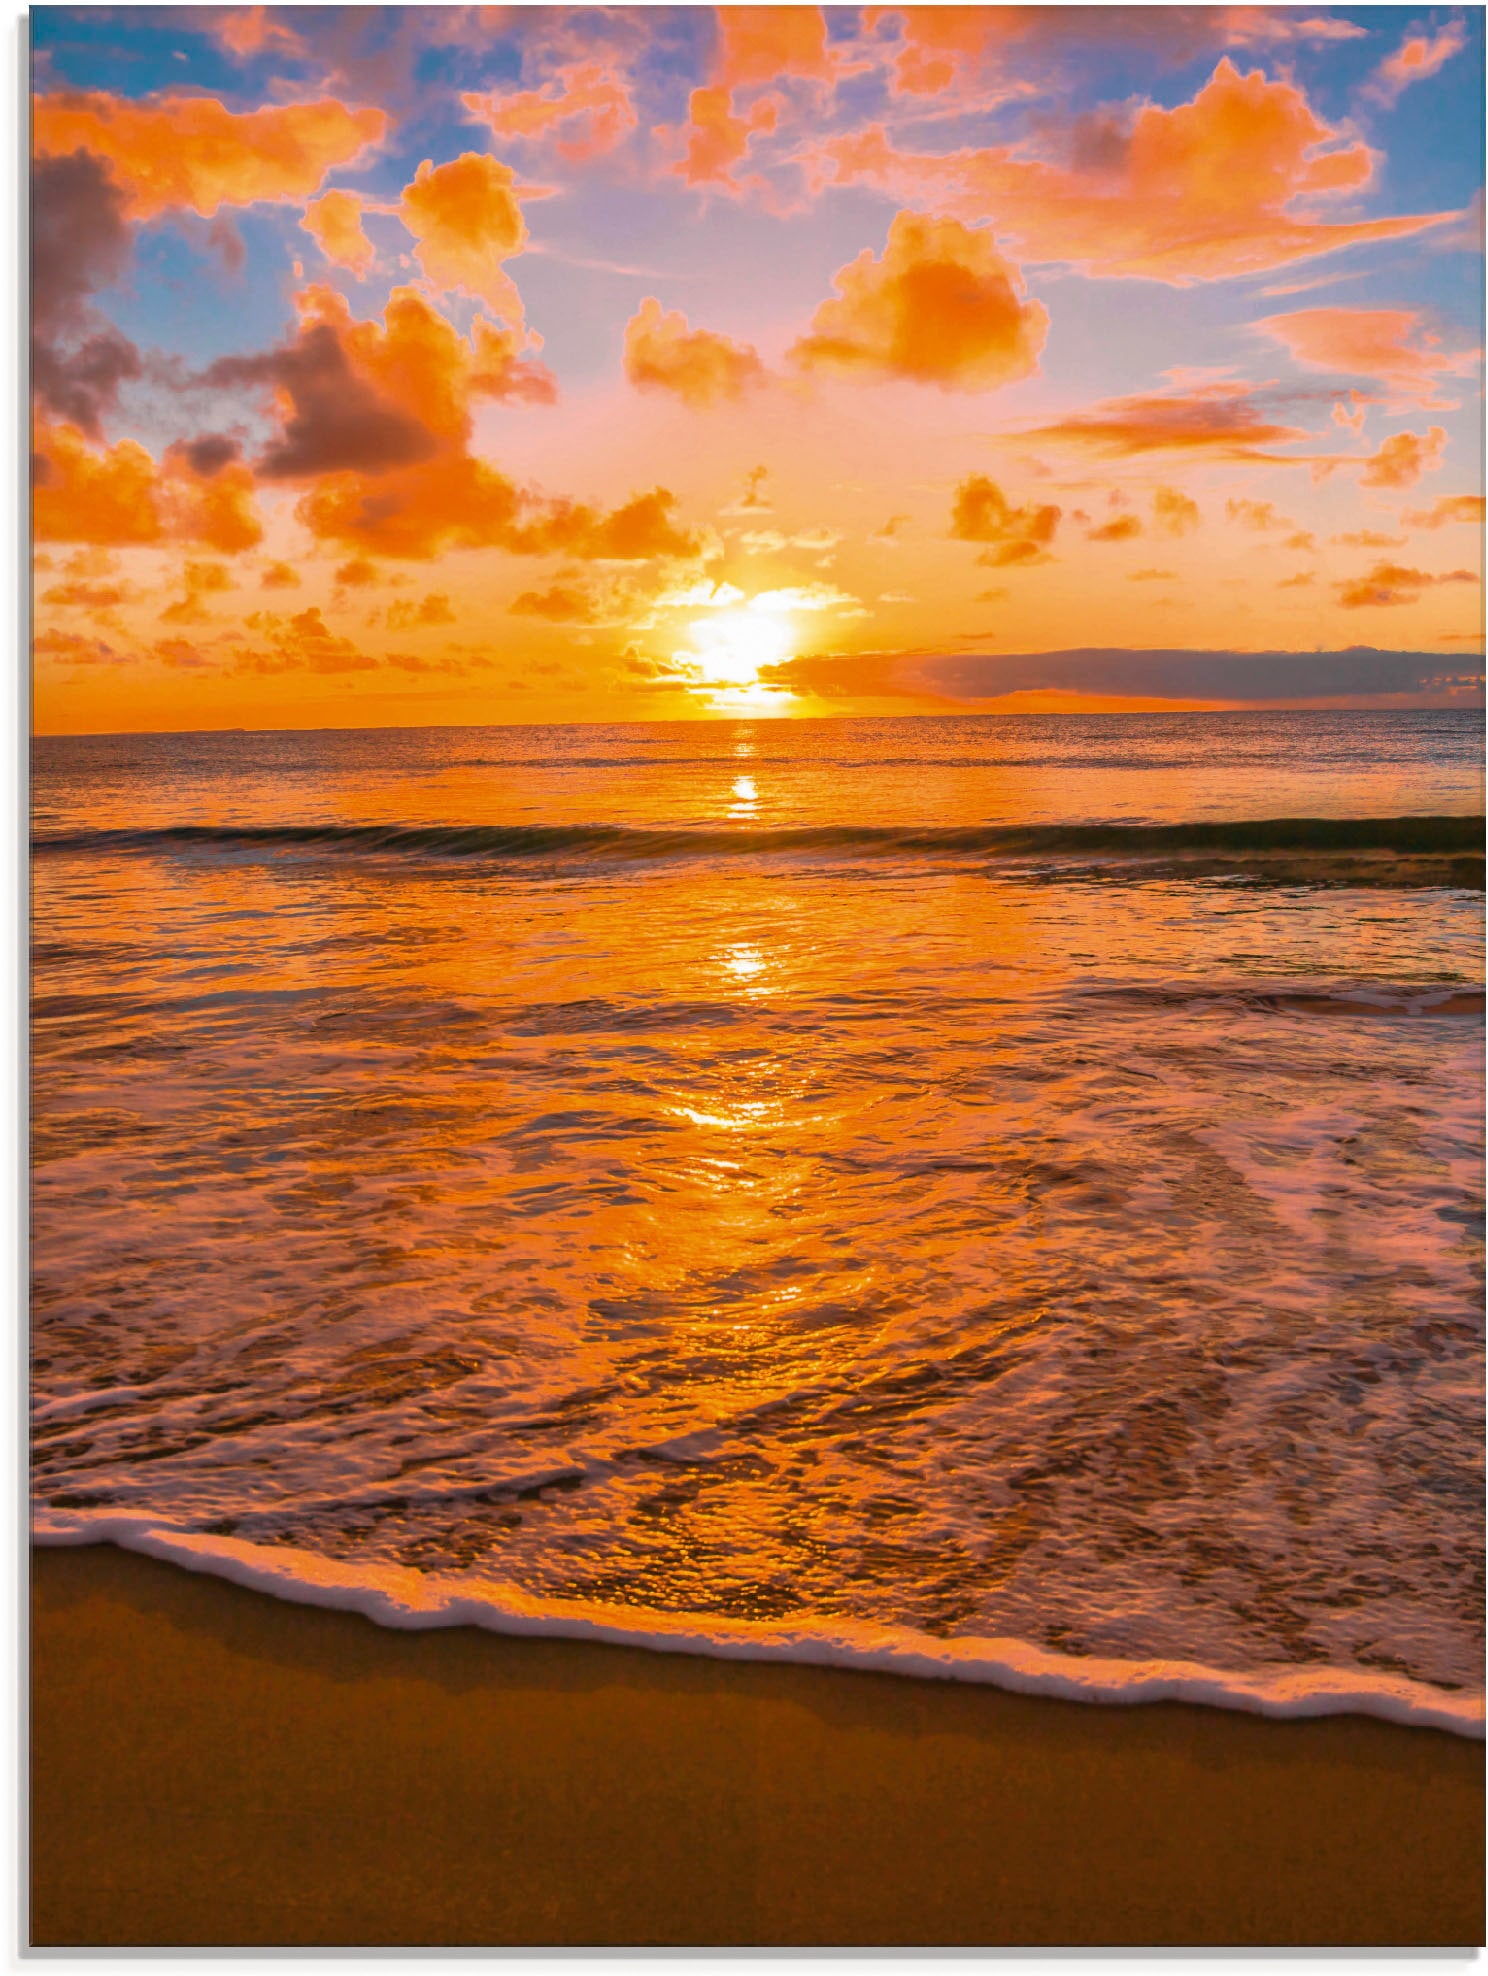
[682,605,798,712]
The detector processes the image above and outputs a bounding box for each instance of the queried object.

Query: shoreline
[31,1522,1486,1739]
[30,1543,1486,1948]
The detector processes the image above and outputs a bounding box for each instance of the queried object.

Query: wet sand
[30,1543,1485,1948]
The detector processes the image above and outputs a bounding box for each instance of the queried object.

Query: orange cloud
[714,7,835,89]
[816,60,1451,283]
[1019,380,1306,459]
[1331,388,1376,433]
[1152,485,1201,534]
[791,212,1047,391]
[300,451,703,564]
[1363,19,1468,108]
[1088,512,1142,542]
[669,86,777,188]
[385,591,455,628]
[207,283,554,482]
[34,420,263,551]
[261,560,301,589]
[211,8,308,60]
[32,91,386,220]
[1336,561,1478,608]
[160,558,236,625]
[235,605,376,675]
[510,580,597,622]
[1331,529,1406,548]
[863,6,1003,97]
[301,190,375,275]
[463,62,636,163]
[623,298,767,408]
[1257,307,1480,408]
[1403,494,1487,529]
[398,153,528,321]
[1358,426,1446,489]
[1227,497,1290,530]
[949,473,1060,566]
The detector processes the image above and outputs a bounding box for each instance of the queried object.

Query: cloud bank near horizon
[773,645,1486,707]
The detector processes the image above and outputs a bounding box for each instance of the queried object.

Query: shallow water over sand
[30,712,1487,1723]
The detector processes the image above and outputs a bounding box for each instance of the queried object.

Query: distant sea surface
[31,712,1487,1731]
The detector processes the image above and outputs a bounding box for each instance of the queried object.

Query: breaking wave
[30,813,1486,881]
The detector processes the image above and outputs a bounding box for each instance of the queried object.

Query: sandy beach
[29,1543,1484,1948]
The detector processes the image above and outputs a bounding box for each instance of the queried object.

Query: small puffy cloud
[1130,567,1176,582]
[1152,485,1201,535]
[1227,497,1291,531]
[161,558,236,624]
[1402,494,1486,529]
[949,473,1060,566]
[737,526,843,554]
[261,560,302,589]
[1332,390,1375,434]
[511,580,597,623]
[1284,530,1316,553]
[1362,19,1469,109]
[1277,571,1315,588]
[210,8,308,60]
[1088,512,1142,542]
[1256,307,1480,409]
[748,581,865,614]
[33,626,127,668]
[790,212,1047,392]
[302,190,375,276]
[32,90,387,220]
[720,464,772,515]
[385,591,455,628]
[556,488,704,562]
[1336,561,1478,609]
[1358,426,1447,489]
[623,298,767,409]
[334,557,380,587]
[1332,529,1406,548]
[39,576,130,611]
[398,153,529,322]
[463,62,637,163]
[236,605,376,674]
[669,86,778,189]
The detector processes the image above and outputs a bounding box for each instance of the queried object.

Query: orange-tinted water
[30,713,1487,1720]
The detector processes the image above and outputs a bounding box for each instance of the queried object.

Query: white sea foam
[33,1517,1485,1740]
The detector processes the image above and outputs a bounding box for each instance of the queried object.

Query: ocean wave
[31,1519,1484,1738]
[29,814,1486,880]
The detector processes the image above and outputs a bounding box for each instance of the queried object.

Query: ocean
[30,710,1486,1733]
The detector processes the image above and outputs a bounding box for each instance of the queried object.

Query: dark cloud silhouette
[32,149,142,434]
[172,432,242,478]
[203,324,438,479]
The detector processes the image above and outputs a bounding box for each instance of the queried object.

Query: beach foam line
[32,1514,1484,1740]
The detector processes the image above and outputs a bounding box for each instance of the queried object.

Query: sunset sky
[31,2,1487,730]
